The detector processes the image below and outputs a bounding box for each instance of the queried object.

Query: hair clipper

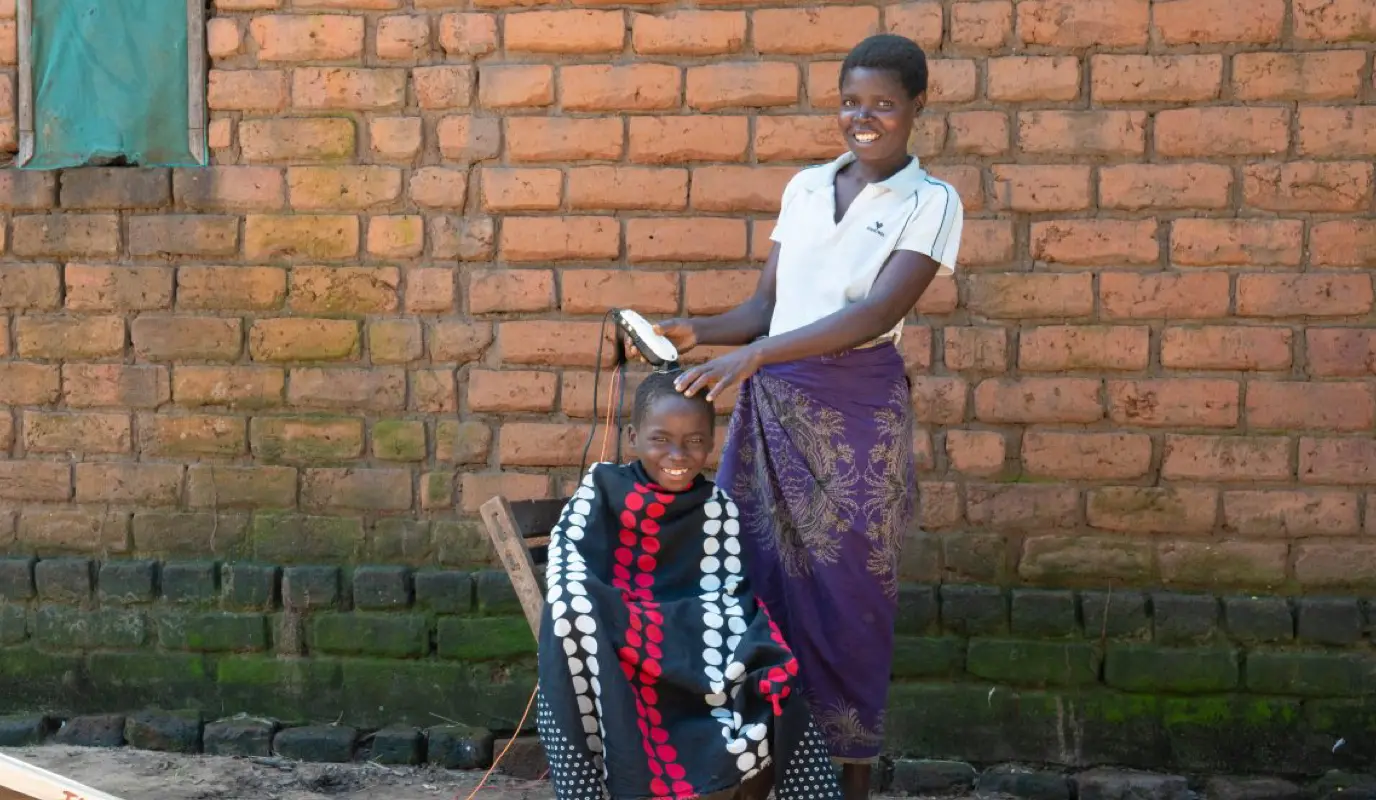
[612,309,680,370]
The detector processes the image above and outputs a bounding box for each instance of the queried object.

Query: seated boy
[535,370,841,800]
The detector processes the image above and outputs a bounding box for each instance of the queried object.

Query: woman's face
[838,66,925,164]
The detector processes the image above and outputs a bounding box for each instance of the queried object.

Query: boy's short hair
[839,34,929,98]
[633,370,715,428]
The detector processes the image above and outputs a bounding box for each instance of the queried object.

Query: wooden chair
[478,495,569,636]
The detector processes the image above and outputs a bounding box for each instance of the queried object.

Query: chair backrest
[478,495,571,635]
[505,497,568,568]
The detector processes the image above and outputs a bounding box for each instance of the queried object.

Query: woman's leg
[841,763,871,800]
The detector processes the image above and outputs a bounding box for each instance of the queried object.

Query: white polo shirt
[768,151,963,343]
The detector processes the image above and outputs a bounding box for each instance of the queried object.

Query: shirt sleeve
[768,170,808,244]
[893,178,964,275]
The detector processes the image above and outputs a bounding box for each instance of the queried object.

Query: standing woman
[648,34,963,800]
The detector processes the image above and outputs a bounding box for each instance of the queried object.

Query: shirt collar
[797,151,927,197]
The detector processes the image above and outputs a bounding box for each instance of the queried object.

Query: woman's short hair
[839,34,929,98]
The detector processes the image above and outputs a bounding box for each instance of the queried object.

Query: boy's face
[838,66,926,163]
[629,394,714,493]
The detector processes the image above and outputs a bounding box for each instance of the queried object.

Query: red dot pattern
[614,482,695,800]
[755,601,798,717]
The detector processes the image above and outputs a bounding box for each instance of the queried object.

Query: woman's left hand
[675,345,764,402]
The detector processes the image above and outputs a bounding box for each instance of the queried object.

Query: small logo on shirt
[866,220,886,237]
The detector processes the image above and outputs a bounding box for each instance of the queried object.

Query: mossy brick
[372,420,426,462]
[204,718,277,757]
[311,613,430,658]
[250,514,365,563]
[1105,644,1239,693]
[1068,691,1170,769]
[124,710,202,754]
[427,724,494,769]
[941,585,1007,636]
[434,520,499,568]
[370,519,434,563]
[98,560,157,604]
[891,759,977,796]
[977,765,1071,800]
[1152,593,1220,644]
[337,659,535,730]
[1296,597,1362,646]
[0,557,36,600]
[369,725,424,765]
[966,639,1101,687]
[353,565,412,610]
[222,563,280,610]
[34,606,147,649]
[0,648,85,712]
[1223,596,1293,643]
[156,612,269,652]
[34,558,93,603]
[54,715,126,748]
[216,657,342,723]
[1075,768,1190,800]
[437,616,535,661]
[1246,650,1376,697]
[890,636,965,679]
[415,570,473,613]
[161,561,221,604]
[884,683,1067,766]
[1082,591,1150,640]
[1011,589,1078,639]
[0,605,27,645]
[493,735,547,780]
[283,566,341,610]
[1203,776,1302,800]
[83,652,213,712]
[0,715,55,746]
[274,725,357,763]
[896,584,939,635]
[1160,696,1307,774]
[475,570,523,614]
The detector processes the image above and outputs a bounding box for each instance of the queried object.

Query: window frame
[15,0,208,168]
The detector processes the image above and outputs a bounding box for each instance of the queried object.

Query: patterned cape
[535,461,842,800]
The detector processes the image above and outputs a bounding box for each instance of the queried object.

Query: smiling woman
[643,34,965,800]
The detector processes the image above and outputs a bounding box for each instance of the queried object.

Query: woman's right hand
[625,318,698,363]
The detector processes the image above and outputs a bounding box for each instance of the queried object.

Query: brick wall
[0,0,1374,590]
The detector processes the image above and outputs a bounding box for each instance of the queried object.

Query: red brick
[406,269,456,314]
[250,14,363,61]
[244,215,359,260]
[1023,432,1151,481]
[1020,326,1149,372]
[17,508,130,553]
[1247,382,1374,432]
[944,430,1004,477]
[15,316,123,360]
[990,166,1091,212]
[504,10,624,53]
[1245,162,1374,213]
[562,64,680,111]
[626,218,747,262]
[129,215,239,258]
[0,264,60,310]
[10,214,119,258]
[0,171,56,210]
[367,215,424,258]
[917,276,958,315]
[369,117,423,163]
[884,2,943,49]
[506,118,623,162]
[413,65,474,110]
[369,320,423,364]
[478,65,553,109]
[289,267,400,314]
[1155,108,1290,158]
[1017,0,1147,46]
[174,166,287,211]
[467,269,555,314]
[1161,327,1293,371]
[965,273,1093,319]
[499,322,615,367]
[1224,490,1360,537]
[297,0,402,11]
[568,167,687,211]
[1237,274,1373,318]
[1091,55,1223,103]
[413,370,458,414]
[943,327,1007,373]
[208,70,289,111]
[303,468,412,511]
[439,13,498,57]
[437,116,501,162]
[186,465,297,510]
[173,366,285,409]
[460,472,549,513]
[59,265,168,312]
[468,370,557,413]
[239,119,355,163]
[1307,329,1376,377]
[987,57,1080,103]
[1087,486,1218,534]
[177,266,285,311]
[1297,107,1376,158]
[1100,164,1232,211]
[561,270,679,315]
[286,166,402,212]
[950,1,1011,49]
[1293,0,1376,41]
[288,368,406,411]
[927,61,978,104]
[140,415,247,458]
[249,318,360,362]
[479,168,560,212]
[24,411,132,455]
[429,216,494,261]
[435,420,490,465]
[754,116,845,161]
[561,371,650,419]
[686,63,798,110]
[499,422,589,467]
[754,7,878,54]
[632,11,745,55]
[1029,220,1158,266]
[690,166,794,213]
[629,117,749,164]
[62,364,169,409]
[1313,221,1376,269]
[376,14,431,60]
[0,461,70,502]
[1159,541,1290,586]
[685,270,757,315]
[974,378,1102,424]
[1162,434,1292,482]
[429,322,494,364]
[0,363,59,406]
[500,217,619,262]
[292,67,407,110]
[1100,272,1231,320]
[250,416,364,462]
[806,61,842,109]
[1170,220,1303,268]
[1153,0,1284,43]
[966,484,1079,528]
[946,111,1010,157]
[1300,438,1376,485]
[76,463,183,506]
[207,16,242,57]
[1232,52,1366,101]
[409,167,469,210]
[1107,379,1239,427]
